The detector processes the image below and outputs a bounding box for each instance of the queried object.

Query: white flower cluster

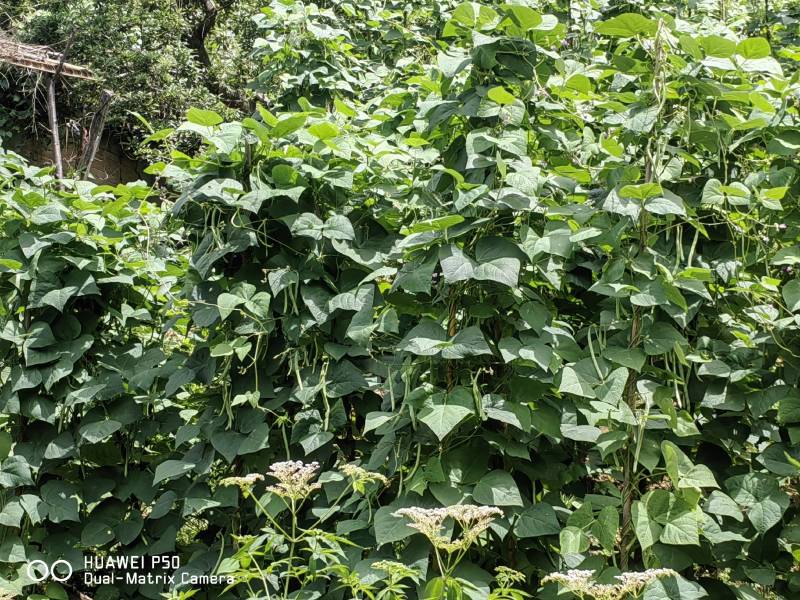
[340,463,389,485]
[266,460,321,499]
[219,473,265,491]
[615,569,677,588]
[542,568,677,599]
[495,565,526,586]
[371,559,419,580]
[392,505,502,552]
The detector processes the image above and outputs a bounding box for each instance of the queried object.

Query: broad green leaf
[660,498,700,546]
[418,405,473,440]
[441,327,492,359]
[187,107,223,126]
[782,279,800,312]
[605,347,646,371]
[153,460,195,484]
[217,293,244,320]
[558,365,596,398]
[79,420,122,444]
[592,505,619,552]
[515,503,560,537]
[487,86,516,105]
[271,114,306,138]
[727,473,789,534]
[401,216,464,235]
[699,35,736,57]
[374,505,416,545]
[41,481,80,523]
[737,37,771,59]
[643,575,708,600]
[704,491,743,522]
[595,13,657,38]
[439,245,477,282]
[632,500,661,550]
[398,320,447,356]
[308,121,340,140]
[472,471,522,506]
[559,525,589,554]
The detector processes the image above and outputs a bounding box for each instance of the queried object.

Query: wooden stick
[46,32,75,182]
[46,75,63,180]
[77,89,114,177]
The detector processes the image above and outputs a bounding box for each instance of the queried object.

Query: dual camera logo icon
[26,559,73,582]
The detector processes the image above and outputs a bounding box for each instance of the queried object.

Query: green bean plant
[3,0,800,599]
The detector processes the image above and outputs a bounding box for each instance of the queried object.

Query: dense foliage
[2,0,800,599]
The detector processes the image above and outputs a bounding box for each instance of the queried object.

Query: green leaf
[679,465,719,489]
[308,121,340,140]
[418,405,473,440]
[560,424,601,442]
[374,504,416,545]
[644,322,686,355]
[0,537,26,563]
[737,37,771,59]
[487,86,516,105]
[472,471,522,506]
[592,505,619,552]
[78,420,122,444]
[704,491,743,522]
[643,575,707,600]
[727,473,789,534]
[502,5,543,32]
[323,215,355,241]
[218,293,245,320]
[439,245,477,282]
[0,498,24,528]
[632,500,661,550]
[270,114,306,138]
[445,2,499,34]
[153,460,195,485]
[401,216,464,235]
[558,365,596,398]
[595,13,658,38]
[482,395,531,431]
[442,327,492,359]
[398,320,447,356]
[620,183,663,200]
[82,518,116,546]
[700,35,736,57]
[660,498,700,546]
[782,279,800,312]
[559,525,589,554]
[515,503,560,537]
[187,107,223,126]
[41,481,80,523]
[772,245,800,266]
[662,440,718,489]
[605,347,646,371]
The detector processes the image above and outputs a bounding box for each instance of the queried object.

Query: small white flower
[266,460,321,499]
[393,504,502,552]
[543,568,677,599]
[340,463,389,485]
[542,569,595,591]
[219,473,265,491]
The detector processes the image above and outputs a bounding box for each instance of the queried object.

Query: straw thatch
[0,34,93,80]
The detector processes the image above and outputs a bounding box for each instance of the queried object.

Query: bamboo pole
[46,75,63,180]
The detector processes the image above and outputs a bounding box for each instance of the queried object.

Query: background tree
[0,0,261,158]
